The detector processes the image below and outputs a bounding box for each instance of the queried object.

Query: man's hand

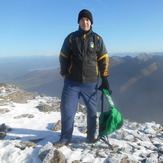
[98,76,112,94]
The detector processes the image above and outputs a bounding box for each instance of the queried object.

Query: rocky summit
[0,84,163,163]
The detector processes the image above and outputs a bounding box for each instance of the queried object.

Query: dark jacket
[59,27,109,83]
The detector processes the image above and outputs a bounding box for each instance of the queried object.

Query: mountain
[0,55,59,82]
[0,54,163,125]
[0,84,163,162]
[109,54,163,125]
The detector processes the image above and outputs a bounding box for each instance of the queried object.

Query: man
[55,9,111,145]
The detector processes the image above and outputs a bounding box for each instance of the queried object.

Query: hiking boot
[53,138,70,148]
[86,136,96,143]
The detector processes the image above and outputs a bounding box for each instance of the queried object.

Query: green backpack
[96,89,123,148]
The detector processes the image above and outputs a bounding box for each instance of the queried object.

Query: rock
[7,90,37,103]
[74,114,87,128]
[0,123,6,131]
[0,83,8,87]
[111,145,120,153]
[157,144,163,154]
[36,97,61,112]
[121,145,132,153]
[15,141,37,150]
[0,100,6,106]
[158,155,163,162]
[77,104,87,114]
[0,123,12,139]
[0,84,38,103]
[144,128,157,135]
[107,153,123,163]
[0,108,10,114]
[58,146,72,158]
[0,132,6,139]
[14,114,34,119]
[95,149,107,158]
[72,161,80,163]
[81,152,95,162]
[37,104,56,112]
[145,152,158,163]
[128,122,139,130]
[121,157,128,163]
[66,149,81,163]
[39,142,54,161]
[0,123,11,132]
[155,125,163,134]
[80,126,87,134]
[43,148,65,163]
[50,149,65,163]
[121,157,137,163]
[123,134,135,142]
[52,120,61,131]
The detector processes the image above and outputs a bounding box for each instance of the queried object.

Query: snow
[0,97,60,163]
[0,85,163,163]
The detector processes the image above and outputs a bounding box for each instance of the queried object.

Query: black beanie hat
[78,9,93,24]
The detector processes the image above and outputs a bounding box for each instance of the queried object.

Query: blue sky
[0,0,163,57]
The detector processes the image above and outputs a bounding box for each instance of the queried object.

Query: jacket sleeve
[97,36,109,77]
[59,34,72,76]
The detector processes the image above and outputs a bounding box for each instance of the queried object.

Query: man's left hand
[98,76,112,94]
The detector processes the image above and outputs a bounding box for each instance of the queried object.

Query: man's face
[79,17,91,31]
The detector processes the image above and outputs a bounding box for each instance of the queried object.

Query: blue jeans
[60,79,98,141]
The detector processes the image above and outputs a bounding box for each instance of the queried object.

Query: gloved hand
[98,76,112,94]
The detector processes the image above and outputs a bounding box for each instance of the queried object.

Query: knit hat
[78,9,93,24]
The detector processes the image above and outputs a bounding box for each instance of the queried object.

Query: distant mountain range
[109,54,163,125]
[0,53,163,125]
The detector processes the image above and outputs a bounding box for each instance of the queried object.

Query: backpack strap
[102,89,114,109]
[101,91,104,113]
[95,135,113,150]
[100,136,114,150]
[95,89,113,149]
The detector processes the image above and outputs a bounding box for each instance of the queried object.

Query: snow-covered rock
[0,84,163,163]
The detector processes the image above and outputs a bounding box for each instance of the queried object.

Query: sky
[0,0,163,57]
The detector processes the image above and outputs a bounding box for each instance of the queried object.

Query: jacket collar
[78,26,92,36]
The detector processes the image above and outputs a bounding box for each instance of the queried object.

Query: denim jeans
[60,79,98,141]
